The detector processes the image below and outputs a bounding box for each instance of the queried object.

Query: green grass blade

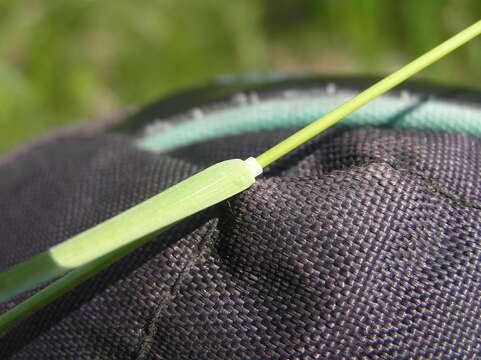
[255,19,481,168]
[0,158,260,305]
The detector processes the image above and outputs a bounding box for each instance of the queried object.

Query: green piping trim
[137,93,481,153]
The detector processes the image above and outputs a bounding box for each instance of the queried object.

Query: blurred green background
[1,0,480,153]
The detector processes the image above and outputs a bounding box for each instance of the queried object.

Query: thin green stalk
[0,232,158,332]
[255,19,481,168]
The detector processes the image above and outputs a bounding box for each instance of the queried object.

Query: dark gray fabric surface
[0,124,480,359]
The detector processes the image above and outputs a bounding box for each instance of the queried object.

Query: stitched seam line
[137,220,219,360]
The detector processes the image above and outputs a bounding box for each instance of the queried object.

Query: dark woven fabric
[0,90,481,358]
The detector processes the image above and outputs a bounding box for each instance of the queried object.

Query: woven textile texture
[0,83,481,359]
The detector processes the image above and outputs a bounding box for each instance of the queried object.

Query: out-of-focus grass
[0,0,480,153]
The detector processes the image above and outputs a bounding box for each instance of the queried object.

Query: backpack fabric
[1,77,480,359]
